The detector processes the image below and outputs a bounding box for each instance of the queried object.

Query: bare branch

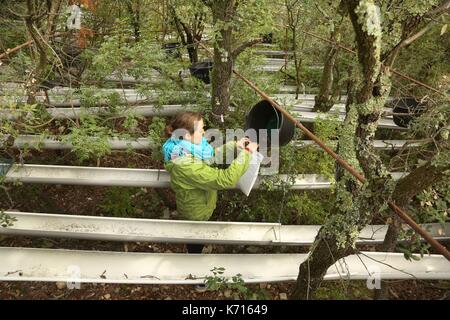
[425,0,450,17]
[384,0,450,67]
[315,3,331,21]
[231,38,261,59]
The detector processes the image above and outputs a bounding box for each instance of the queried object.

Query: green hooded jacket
[164,141,251,221]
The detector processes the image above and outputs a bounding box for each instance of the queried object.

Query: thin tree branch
[231,38,261,59]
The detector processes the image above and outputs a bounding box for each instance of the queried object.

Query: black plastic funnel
[189,60,213,84]
[387,97,427,128]
[245,100,295,146]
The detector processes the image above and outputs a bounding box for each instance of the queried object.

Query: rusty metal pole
[197,41,450,261]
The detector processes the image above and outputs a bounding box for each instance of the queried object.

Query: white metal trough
[47,104,193,119]
[0,248,448,284]
[292,139,423,150]
[0,104,196,120]
[292,110,402,129]
[11,135,421,151]
[0,89,201,108]
[255,50,294,56]
[13,136,155,150]
[1,104,404,130]
[1,211,448,246]
[2,164,407,189]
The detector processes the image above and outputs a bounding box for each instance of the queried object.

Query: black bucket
[245,100,295,146]
[162,42,181,59]
[261,32,273,44]
[189,60,213,84]
[387,97,427,128]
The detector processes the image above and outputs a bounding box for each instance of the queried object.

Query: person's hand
[245,142,258,153]
[236,137,250,149]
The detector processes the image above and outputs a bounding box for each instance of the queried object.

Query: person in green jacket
[162,112,258,254]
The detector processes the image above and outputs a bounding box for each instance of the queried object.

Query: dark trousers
[186,244,204,254]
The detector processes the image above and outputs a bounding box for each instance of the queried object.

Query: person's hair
[165,112,203,138]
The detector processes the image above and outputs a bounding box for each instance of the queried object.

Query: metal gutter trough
[2,164,407,189]
[0,248,448,284]
[1,211,448,245]
[2,105,405,129]
[0,104,195,120]
[12,136,155,150]
[292,110,402,129]
[46,104,192,119]
[1,93,404,129]
[1,109,405,131]
[292,139,423,150]
[11,135,421,151]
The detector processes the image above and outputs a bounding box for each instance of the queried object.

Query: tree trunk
[46,0,63,37]
[314,30,340,112]
[185,32,199,64]
[291,230,354,299]
[126,0,141,42]
[291,0,390,299]
[24,2,49,104]
[285,1,302,99]
[291,27,302,99]
[210,0,235,125]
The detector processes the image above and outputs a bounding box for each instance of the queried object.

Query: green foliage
[148,116,167,162]
[167,0,209,31]
[88,28,133,80]
[286,192,329,224]
[0,52,33,82]
[408,101,450,141]
[414,180,450,225]
[397,227,431,261]
[98,186,164,218]
[122,113,142,135]
[231,48,283,123]
[394,27,450,93]
[0,211,17,228]
[100,187,138,217]
[221,192,253,220]
[380,0,441,53]
[62,114,112,163]
[285,65,324,91]
[205,267,269,300]
[315,281,372,300]
[77,87,126,110]
[280,114,339,179]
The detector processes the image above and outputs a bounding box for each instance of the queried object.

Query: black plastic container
[261,32,273,44]
[245,100,295,146]
[189,60,213,84]
[162,42,181,59]
[387,97,427,128]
